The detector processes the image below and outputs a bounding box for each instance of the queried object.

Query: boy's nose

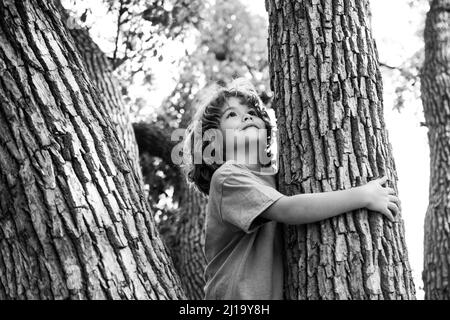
[243,114,253,122]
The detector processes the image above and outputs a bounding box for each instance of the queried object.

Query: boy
[181,78,398,299]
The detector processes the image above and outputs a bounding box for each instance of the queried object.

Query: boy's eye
[248,110,257,116]
[226,111,237,118]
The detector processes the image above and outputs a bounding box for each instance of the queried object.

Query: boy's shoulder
[208,162,260,205]
[210,161,258,195]
[211,161,248,184]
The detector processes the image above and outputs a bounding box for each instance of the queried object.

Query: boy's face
[219,97,268,163]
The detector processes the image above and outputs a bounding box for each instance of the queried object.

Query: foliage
[62,0,205,121]
[159,0,271,128]
[139,152,180,221]
[393,50,423,112]
[379,0,428,112]
[380,49,423,112]
[65,0,203,65]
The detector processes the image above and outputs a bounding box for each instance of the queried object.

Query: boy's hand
[363,176,399,222]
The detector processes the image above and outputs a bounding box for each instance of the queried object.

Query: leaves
[142,6,170,26]
[380,49,424,112]
[62,0,205,96]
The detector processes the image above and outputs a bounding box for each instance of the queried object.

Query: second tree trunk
[267,0,415,299]
[421,0,450,300]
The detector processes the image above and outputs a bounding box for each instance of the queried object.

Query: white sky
[64,0,429,299]
[371,0,428,299]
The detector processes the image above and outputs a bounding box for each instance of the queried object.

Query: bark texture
[68,20,208,300]
[133,121,207,299]
[421,0,450,300]
[170,186,207,300]
[0,0,184,299]
[267,0,415,299]
[69,27,142,181]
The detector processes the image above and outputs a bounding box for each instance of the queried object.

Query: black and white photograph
[0,0,445,307]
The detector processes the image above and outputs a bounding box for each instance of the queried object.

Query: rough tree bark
[133,122,207,300]
[67,12,207,300]
[267,0,416,299]
[169,185,207,300]
[421,0,450,300]
[0,0,184,299]
[69,27,142,182]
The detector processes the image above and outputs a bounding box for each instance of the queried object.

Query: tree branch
[379,61,420,78]
[112,0,125,68]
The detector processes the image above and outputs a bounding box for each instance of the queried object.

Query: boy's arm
[261,176,399,225]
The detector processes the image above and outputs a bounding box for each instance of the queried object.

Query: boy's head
[181,78,273,195]
[219,96,267,157]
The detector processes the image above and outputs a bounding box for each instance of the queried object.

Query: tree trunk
[267,0,416,299]
[0,0,184,299]
[133,122,207,299]
[69,27,142,182]
[68,16,208,300]
[132,122,178,173]
[421,0,450,300]
[169,186,207,300]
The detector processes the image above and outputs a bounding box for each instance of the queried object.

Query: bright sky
[371,0,428,299]
[63,0,429,299]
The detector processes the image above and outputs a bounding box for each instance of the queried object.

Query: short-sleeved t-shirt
[204,161,285,300]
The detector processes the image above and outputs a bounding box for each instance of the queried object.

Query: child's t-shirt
[204,161,285,300]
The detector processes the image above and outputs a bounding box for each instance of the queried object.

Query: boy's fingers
[386,187,396,195]
[389,195,400,205]
[383,208,394,222]
[388,202,399,217]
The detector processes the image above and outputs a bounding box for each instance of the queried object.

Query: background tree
[62,0,205,120]
[267,0,416,299]
[131,121,209,299]
[0,0,184,299]
[421,0,450,300]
